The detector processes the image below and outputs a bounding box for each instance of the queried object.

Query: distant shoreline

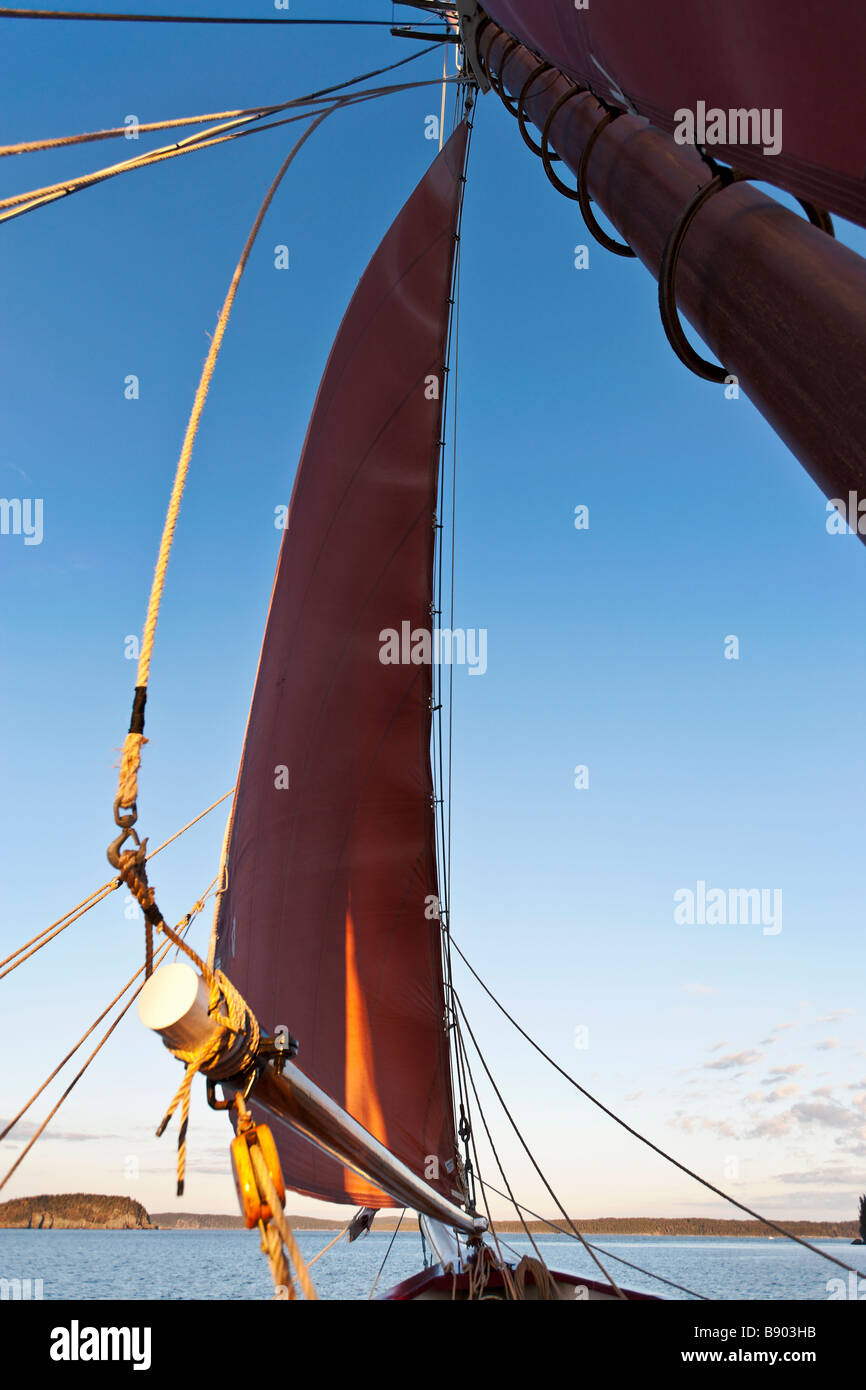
[150,1215,861,1238]
[1,1197,858,1239]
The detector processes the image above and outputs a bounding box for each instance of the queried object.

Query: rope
[453,990,627,1298]
[0,103,331,219]
[1,951,161,1143]
[451,940,865,1278]
[207,796,235,973]
[511,1254,562,1301]
[431,93,475,1159]
[0,103,292,158]
[111,105,335,826]
[0,923,188,1192]
[252,1147,317,1301]
[453,1032,519,1298]
[0,789,233,981]
[232,1093,317,1301]
[101,73,457,824]
[0,40,442,158]
[0,9,440,25]
[478,1179,710,1301]
[308,1227,347,1270]
[368,1209,405,1299]
[260,1219,293,1300]
[0,76,459,225]
[155,961,260,1196]
[0,883,118,981]
[453,1014,545,1297]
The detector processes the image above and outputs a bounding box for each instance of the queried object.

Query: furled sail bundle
[214,125,469,1208]
[480,0,866,227]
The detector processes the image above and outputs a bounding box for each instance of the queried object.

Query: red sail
[481,1,866,227]
[213,125,468,1208]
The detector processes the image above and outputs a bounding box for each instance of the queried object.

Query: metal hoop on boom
[658,167,834,381]
[539,86,586,199]
[576,109,637,257]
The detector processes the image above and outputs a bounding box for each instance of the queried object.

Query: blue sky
[1,2,864,1230]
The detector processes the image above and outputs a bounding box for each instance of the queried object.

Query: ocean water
[2,1230,865,1301]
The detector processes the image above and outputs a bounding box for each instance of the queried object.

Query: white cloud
[705,1050,763,1071]
[765,1083,801,1102]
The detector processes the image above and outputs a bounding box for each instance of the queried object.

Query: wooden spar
[250,1065,486,1237]
[477,19,866,538]
[138,962,485,1238]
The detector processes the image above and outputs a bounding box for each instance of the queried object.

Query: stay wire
[478,1179,710,1301]
[0,788,234,978]
[0,917,195,1191]
[453,989,627,1297]
[453,1015,543,1294]
[1,75,460,225]
[451,938,864,1277]
[451,1014,521,1297]
[431,95,474,1140]
[0,41,443,158]
[0,8,442,26]
[367,1209,406,1299]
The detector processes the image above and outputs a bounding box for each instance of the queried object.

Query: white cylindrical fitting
[138,961,222,1054]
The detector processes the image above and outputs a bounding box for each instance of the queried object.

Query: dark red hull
[382,1261,659,1301]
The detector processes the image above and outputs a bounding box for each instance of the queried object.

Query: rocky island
[0,1194,154,1229]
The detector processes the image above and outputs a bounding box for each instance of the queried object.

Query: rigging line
[110,74,459,817]
[1,943,167,1141]
[0,75,460,222]
[0,89,355,217]
[307,1226,347,1270]
[478,1179,711,1301]
[113,103,338,820]
[0,9,441,25]
[453,1014,541,1296]
[367,1209,406,1299]
[446,107,474,904]
[1,880,217,1145]
[449,995,475,1177]
[434,102,474,928]
[0,104,314,216]
[0,103,303,159]
[0,788,234,978]
[431,104,474,1136]
[453,988,627,1298]
[0,884,118,980]
[451,1013,519,1298]
[0,40,443,158]
[435,106,475,1139]
[450,940,865,1278]
[454,1008,535,1263]
[0,924,188,1192]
